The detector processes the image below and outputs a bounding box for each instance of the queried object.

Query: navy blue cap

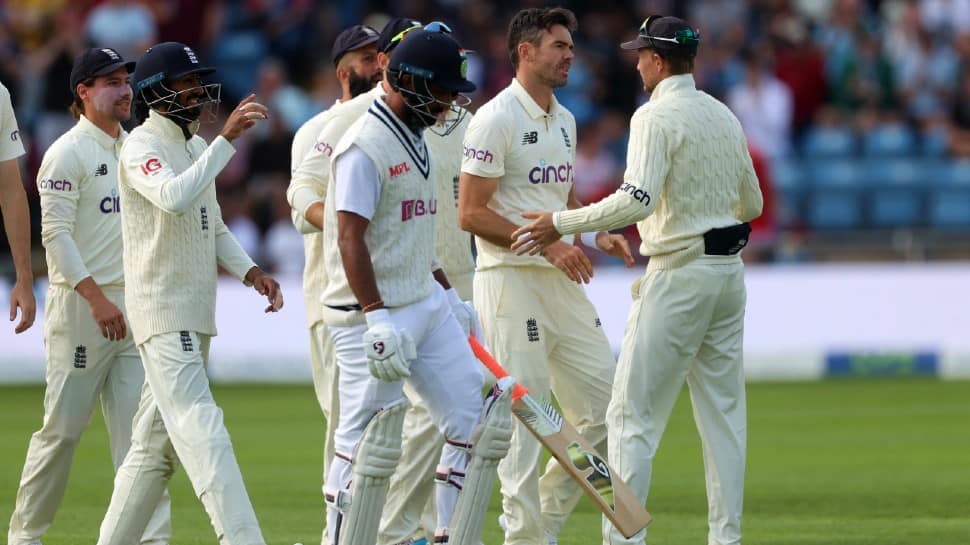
[621,16,700,57]
[70,48,135,96]
[332,25,380,66]
[389,29,476,94]
[377,17,422,53]
[133,42,215,93]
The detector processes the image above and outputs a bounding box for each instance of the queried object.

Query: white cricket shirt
[0,82,25,161]
[38,115,126,288]
[461,77,574,270]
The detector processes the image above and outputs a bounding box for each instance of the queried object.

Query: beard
[348,69,379,98]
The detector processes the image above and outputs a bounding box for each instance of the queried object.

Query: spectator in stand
[727,47,794,158]
[833,30,895,113]
[919,0,970,36]
[85,0,158,61]
[774,19,828,137]
[947,64,970,156]
[895,28,960,122]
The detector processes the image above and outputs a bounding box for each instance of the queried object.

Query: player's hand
[88,294,127,341]
[510,211,559,256]
[220,94,269,142]
[363,309,416,382]
[541,241,594,284]
[246,267,283,312]
[445,288,485,342]
[595,231,635,267]
[9,278,35,334]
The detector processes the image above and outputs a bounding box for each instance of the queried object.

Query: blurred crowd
[1,0,969,275]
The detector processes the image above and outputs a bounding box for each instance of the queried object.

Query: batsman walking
[512,16,763,545]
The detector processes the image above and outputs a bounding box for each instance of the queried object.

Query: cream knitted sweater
[119,110,256,344]
[554,74,763,270]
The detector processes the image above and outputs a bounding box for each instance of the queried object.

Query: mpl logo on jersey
[389,161,411,178]
[100,188,120,214]
[140,158,162,176]
[401,198,437,221]
[39,178,73,192]
[529,160,573,185]
[463,145,494,164]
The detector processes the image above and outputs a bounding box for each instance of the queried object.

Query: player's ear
[517,41,533,65]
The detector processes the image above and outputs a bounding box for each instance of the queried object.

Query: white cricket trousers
[7,285,170,545]
[378,271,476,545]
[604,255,747,545]
[97,331,265,545]
[325,285,484,544]
[475,267,615,545]
[309,320,338,545]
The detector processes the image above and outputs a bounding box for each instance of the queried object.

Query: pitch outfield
[1,378,967,545]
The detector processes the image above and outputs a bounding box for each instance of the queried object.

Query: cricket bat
[468,337,652,538]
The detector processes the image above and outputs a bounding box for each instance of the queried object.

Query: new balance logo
[561,127,571,148]
[180,331,193,352]
[200,206,209,231]
[522,131,538,145]
[73,345,87,368]
[526,318,540,343]
[94,163,108,176]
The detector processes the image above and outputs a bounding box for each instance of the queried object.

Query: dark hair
[507,7,578,71]
[658,51,694,75]
[69,77,96,120]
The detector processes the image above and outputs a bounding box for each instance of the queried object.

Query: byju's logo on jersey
[100,188,120,214]
[389,161,411,178]
[94,163,108,176]
[463,145,494,164]
[529,160,573,185]
[39,178,73,192]
[522,131,538,145]
[140,158,162,176]
[401,198,437,221]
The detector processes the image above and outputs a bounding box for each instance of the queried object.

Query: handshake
[362,289,484,382]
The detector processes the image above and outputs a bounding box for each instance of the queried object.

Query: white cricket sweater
[120,110,256,344]
[427,110,475,282]
[38,115,126,288]
[320,98,436,327]
[0,82,24,161]
[554,74,763,270]
[287,84,383,326]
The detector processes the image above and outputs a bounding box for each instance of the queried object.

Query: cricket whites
[468,337,652,538]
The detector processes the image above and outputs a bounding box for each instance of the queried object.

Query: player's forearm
[43,231,91,287]
[339,236,382,309]
[555,188,653,236]
[459,204,520,249]
[75,276,108,304]
[304,201,324,230]
[0,181,32,280]
[215,229,257,283]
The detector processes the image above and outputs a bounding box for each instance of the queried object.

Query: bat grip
[469,337,528,400]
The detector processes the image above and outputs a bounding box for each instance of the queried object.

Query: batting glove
[363,309,416,382]
[446,288,485,342]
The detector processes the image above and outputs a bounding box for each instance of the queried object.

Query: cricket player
[7,48,172,545]
[0,80,35,333]
[511,16,764,545]
[320,28,508,545]
[458,8,632,545]
[94,42,283,545]
[288,24,381,544]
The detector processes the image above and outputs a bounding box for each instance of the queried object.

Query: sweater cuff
[553,208,590,236]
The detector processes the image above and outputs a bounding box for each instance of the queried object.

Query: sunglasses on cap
[638,15,700,46]
[390,20,453,47]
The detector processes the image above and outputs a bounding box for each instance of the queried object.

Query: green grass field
[1,378,968,545]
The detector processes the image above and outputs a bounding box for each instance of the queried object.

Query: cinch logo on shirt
[528,161,573,184]
[389,161,411,178]
[100,195,121,214]
[463,145,494,164]
[10,130,18,141]
[619,182,651,206]
[141,158,162,175]
[314,141,334,156]
[39,178,73,191]
[401,198,437,221]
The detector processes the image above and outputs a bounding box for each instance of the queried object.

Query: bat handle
[469,336,529,400]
